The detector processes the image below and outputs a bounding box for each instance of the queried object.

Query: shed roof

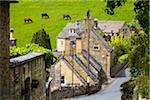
[10,52,44,67]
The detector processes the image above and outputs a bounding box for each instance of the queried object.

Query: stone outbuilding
[9,52,48,100]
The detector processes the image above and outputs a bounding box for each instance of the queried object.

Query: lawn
[10,0,135,49]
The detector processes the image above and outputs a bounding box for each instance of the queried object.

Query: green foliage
[31,29,52,50]
[110,33,131,65]
[106,0,149,98]
[118,54,128,63]
[10,43,54,68]
[134,0,149,34]
[10,46,30,58]
[105,0,127,15]
[99,32,105,37]
[137,75,149,98]
[128,19,140,29]
[128,31,149,98]
[121,79,136,100]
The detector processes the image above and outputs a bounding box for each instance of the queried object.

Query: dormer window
[70,28,76,33]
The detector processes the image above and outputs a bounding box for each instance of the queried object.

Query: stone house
[10,52,51,100]
[51,13,130,89]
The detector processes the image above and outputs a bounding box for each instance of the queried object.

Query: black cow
[24,18,33,23]
[41,13,49,19]
[63,14,71,20]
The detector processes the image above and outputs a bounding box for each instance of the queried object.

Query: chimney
[84,16,94,30]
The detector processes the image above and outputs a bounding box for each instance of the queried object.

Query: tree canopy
[31,29,52,51]
[134,0,149,34]
[105,0,127,15]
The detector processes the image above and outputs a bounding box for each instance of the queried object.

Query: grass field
[10,0,135,49]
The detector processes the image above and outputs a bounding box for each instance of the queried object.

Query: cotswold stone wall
[82,30,112,79]
[31,57,46,100]
[10,53,46,100]
[51,84,101,100]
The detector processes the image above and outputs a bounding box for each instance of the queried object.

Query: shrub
[10,43,55,68]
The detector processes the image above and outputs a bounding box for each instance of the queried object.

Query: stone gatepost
[0,1,18,100]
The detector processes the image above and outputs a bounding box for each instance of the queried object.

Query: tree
[110,33,131,65]
[105,0,149,98]
[129,32,149,98]
[31,29,52,51]
[105,0,127,15]
[105,0,149,33]
[134,0,149,34]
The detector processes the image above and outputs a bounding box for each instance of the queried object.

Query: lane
[73,69,131,100]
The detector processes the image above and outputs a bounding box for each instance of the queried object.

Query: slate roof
[98,21,125,33]
[57,22,84,39]
[57,20,125,52]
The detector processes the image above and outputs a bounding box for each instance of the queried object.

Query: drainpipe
[87,9,91,95]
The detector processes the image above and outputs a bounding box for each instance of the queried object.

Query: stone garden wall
[51,84,101,100]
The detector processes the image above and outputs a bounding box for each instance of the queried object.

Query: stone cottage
[10,52,50,100]
[51,12,130,89]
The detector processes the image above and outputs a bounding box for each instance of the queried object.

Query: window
[61,76,65,84]
[123,28,127,33]
[93,45,100,51]
[70,28,75,33]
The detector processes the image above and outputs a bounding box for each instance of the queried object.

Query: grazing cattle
[24,18,33,23]
[63,14,71,20]
[41,13,49,19]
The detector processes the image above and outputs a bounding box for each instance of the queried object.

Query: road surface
[73,69,131,100]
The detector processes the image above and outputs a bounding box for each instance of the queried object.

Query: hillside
[10,0,135,49]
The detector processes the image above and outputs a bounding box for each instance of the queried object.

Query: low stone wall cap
[10,52,44,63]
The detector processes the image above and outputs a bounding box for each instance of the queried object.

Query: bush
[10,43,55,68]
